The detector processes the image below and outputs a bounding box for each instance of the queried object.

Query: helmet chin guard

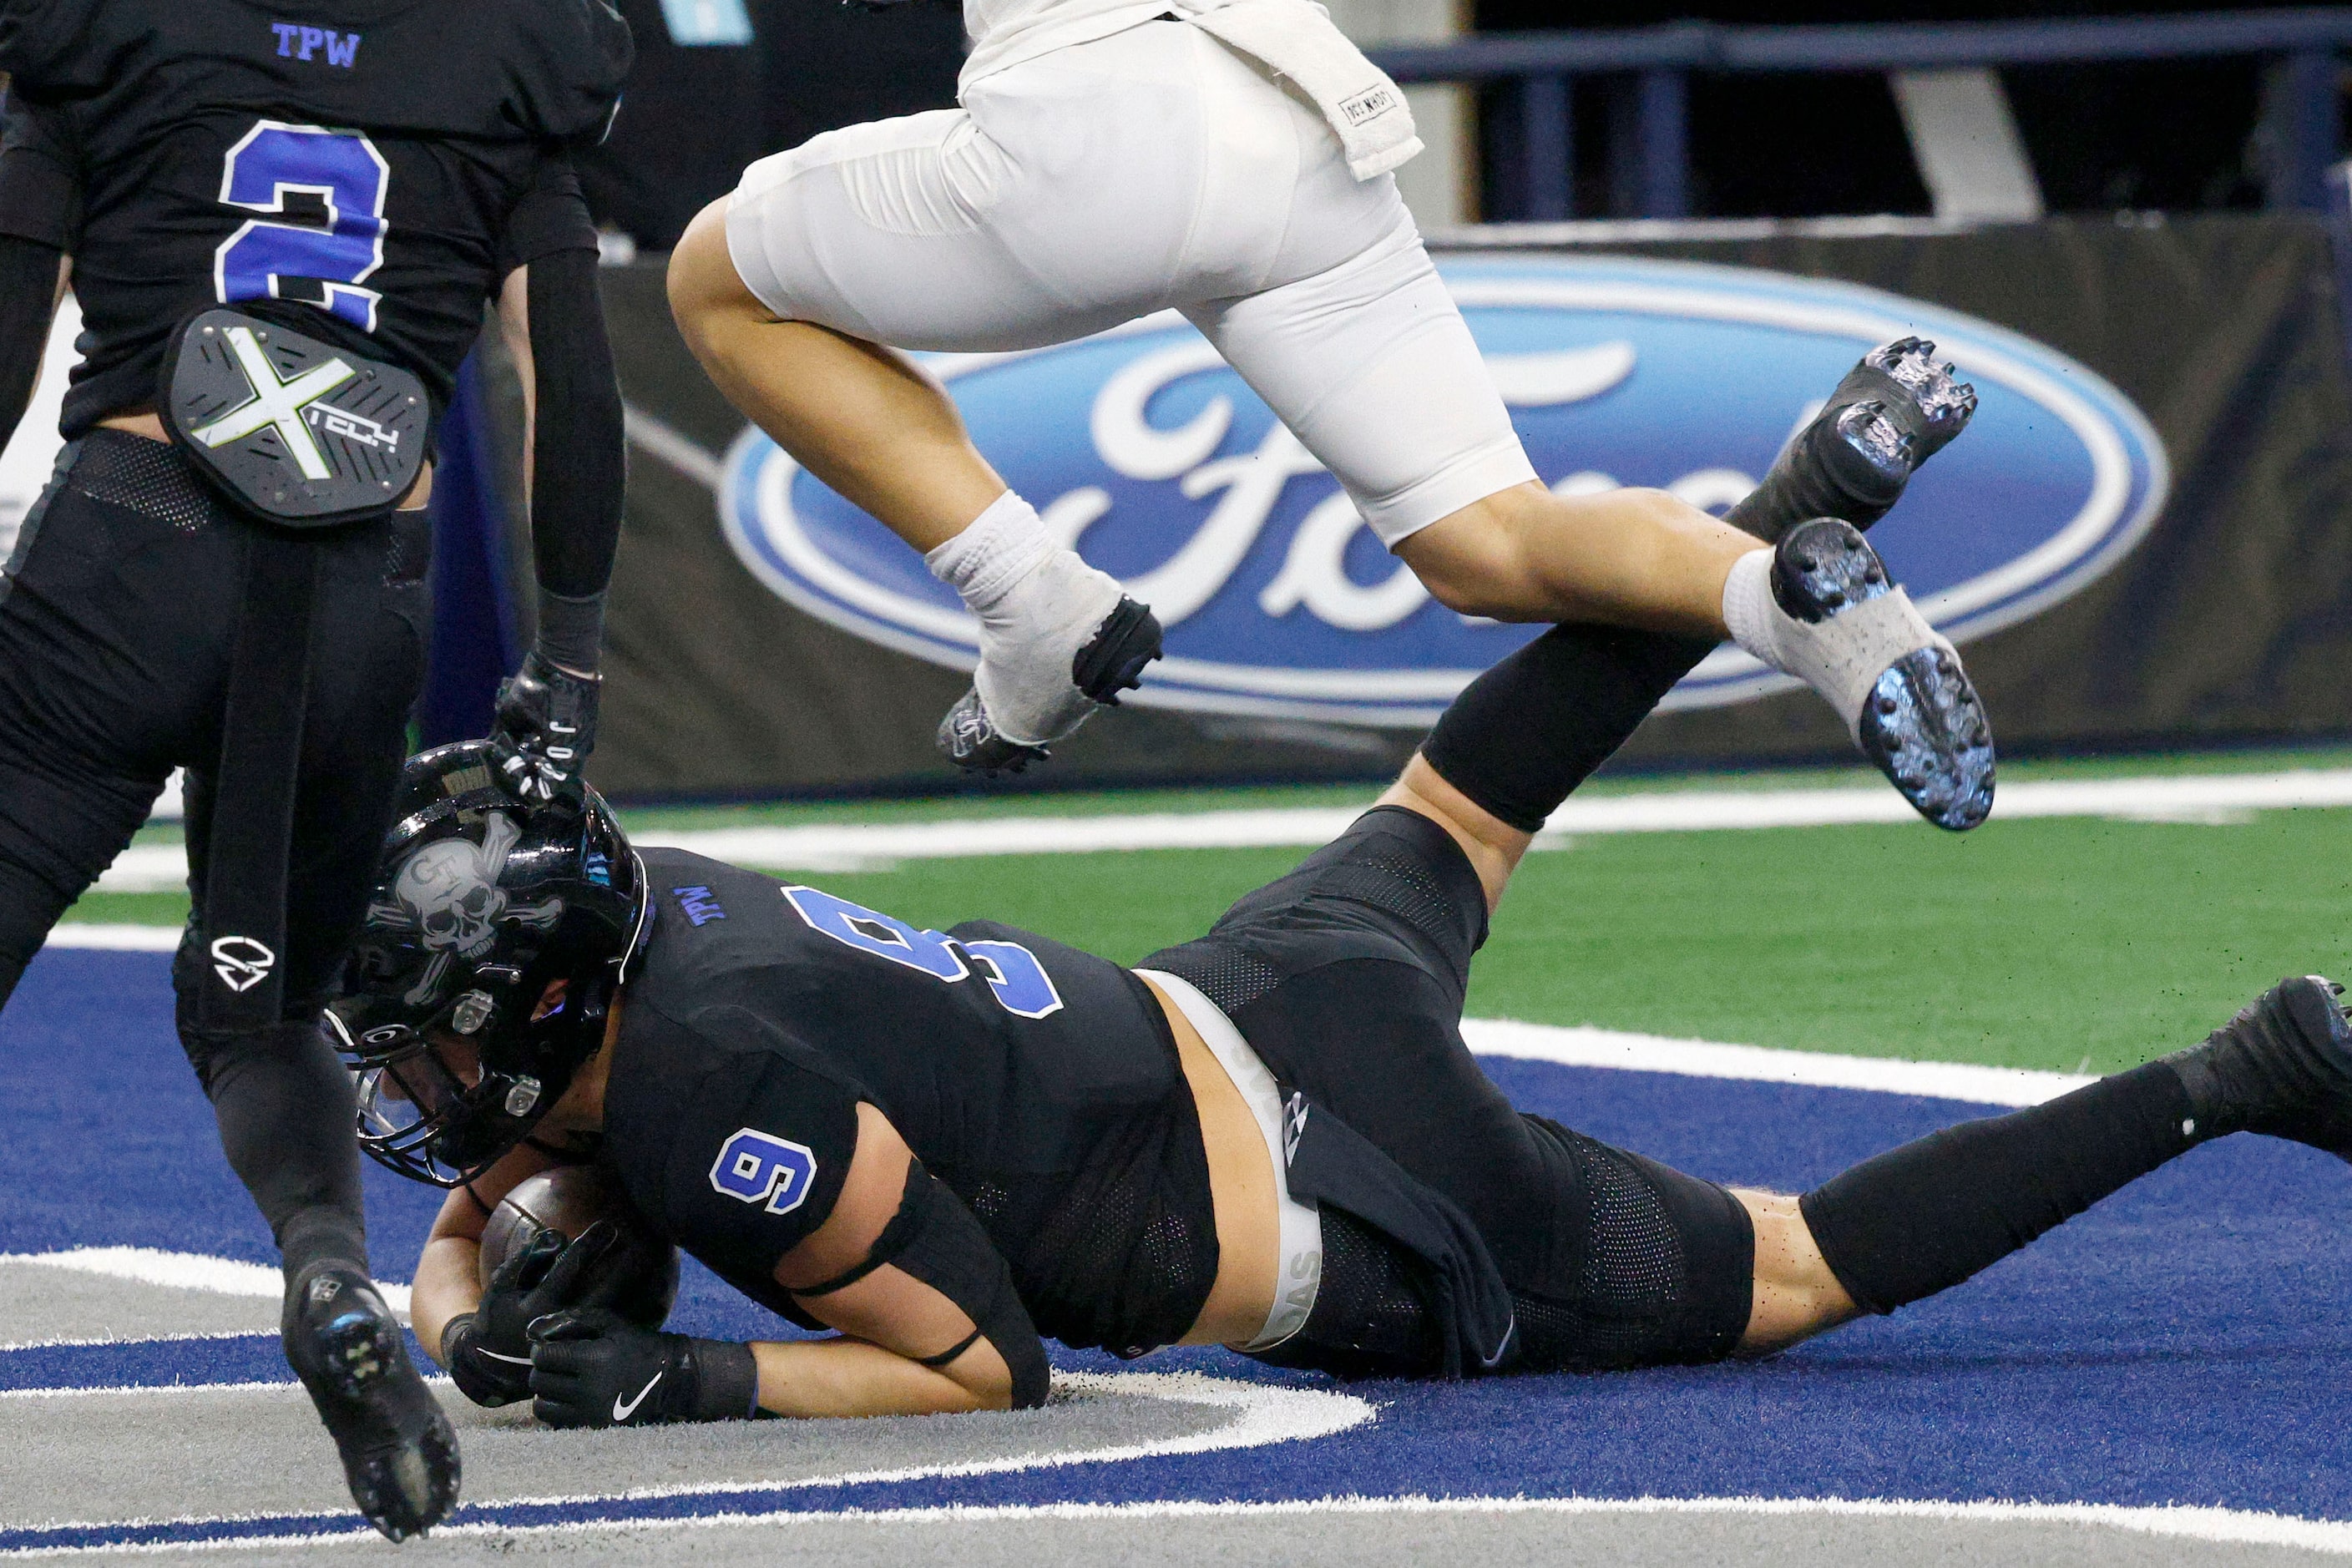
[329,741,648,1186]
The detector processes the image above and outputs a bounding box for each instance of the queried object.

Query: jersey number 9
[782,888,1065,1019]
[214,121,391,334]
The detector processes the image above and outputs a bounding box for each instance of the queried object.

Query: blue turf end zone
[7,948,2351,1532]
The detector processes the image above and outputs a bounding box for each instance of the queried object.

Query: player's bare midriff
[95,408,435,510]
[1140,974,1283,1350]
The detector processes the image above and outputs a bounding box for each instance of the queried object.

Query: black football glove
[489,650,600,806]
[441,1222,627,1408]
[526,1307,761,1429]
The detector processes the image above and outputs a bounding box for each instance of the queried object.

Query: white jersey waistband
[1136,968,1323,1351]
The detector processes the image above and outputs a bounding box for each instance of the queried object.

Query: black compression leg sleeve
[1419,624,1715,833]
[1799,1062,2195,1314]
[189,1021,370,1282]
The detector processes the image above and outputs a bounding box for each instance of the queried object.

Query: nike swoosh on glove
[443,1221,629,1408]
[525,1308,761,1428]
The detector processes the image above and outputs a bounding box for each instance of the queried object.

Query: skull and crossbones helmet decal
[328,741,648,1186]
[379,812,564,1007]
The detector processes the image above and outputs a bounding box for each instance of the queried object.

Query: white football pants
[723,18,1535,546]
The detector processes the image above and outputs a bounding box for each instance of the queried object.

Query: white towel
[1181,0,1422,181]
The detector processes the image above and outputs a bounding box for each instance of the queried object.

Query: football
[478,1164,680,1329]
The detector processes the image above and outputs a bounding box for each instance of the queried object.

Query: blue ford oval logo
[720,254,2168,723]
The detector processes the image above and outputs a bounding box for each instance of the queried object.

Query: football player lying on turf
[339,669,2351,1424]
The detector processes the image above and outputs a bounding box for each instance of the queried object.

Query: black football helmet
[328,741,649,1186]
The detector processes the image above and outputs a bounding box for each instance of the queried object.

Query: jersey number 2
[214,122,391,334]
[781,888,1065,1019]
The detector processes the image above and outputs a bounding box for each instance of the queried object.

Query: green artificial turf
[609,741,2352,832]
[60,893,190,927]
[62,768,2352,1078]
[693,809,2352,1077]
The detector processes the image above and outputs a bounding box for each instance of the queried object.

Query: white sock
[1722,546,1952,739]
[925,492,1126,746]
[925,491,1057,614]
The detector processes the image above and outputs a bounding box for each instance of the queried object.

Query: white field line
[1459,1019,2092,1106]
[79,767,2352,889]
[0,1373,1373,1544]
[466,1371,1373,1513]
[0,1248,410,1315]
[0,948,2084,1110]
[13,1494,2352,1558]
[0,1376,453,1402]
[636,766,2352,870]
[39,925,180,952]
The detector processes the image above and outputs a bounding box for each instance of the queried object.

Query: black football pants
[0,432,429,1270]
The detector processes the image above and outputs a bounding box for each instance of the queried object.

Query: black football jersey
[0,0,630,436]
[599,850,1190,1338]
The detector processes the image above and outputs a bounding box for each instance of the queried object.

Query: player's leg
[174,509,453,1539]
[1147,802,1769,1375]
[669,36,1232,771]
[0,446,205,1004]
[666,201,1011,556]
[1193,159,1990,827]
[1768,975,2352,1346]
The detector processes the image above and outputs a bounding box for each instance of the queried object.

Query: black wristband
[439,1312,478,1369]
[535,588,607,676]
[440,1312,527,1408]
[685,1338,761,1421]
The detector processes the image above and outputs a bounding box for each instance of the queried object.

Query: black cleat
[2163,975,2352,1157]
[1070,595,1162,706]
[1729,336,1979,543]
[1773,518,1995,831]
[284,1266,459,1542]
[938,596,1162,776]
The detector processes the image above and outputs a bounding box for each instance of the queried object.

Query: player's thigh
[726,94,1174,352]
[1145,810,1566,1260]
[0,754,157,1006]
[723,23,1332,353]
[1508,1116,1757,1371]
[0,446,236,996]
[1185,222,1534,549]
[1247,953,1571,1260]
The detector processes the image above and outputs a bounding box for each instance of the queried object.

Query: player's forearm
[522,247,625,672]
[748,1337,1011,1419]
[0,238,62,452]
[410,1235,484,1364]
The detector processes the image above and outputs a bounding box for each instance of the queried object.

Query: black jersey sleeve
[654,1009,864,1288]
[494,154,598,277]
[0,0,108,89]
[502,0,634,145]
[0,94,76,249]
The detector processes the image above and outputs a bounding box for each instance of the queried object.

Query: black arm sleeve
[0,94,71,453]
[0,235,58,454]
[0,92,75,249]
[523,245,625,603]
[797,1161,1052,1409]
